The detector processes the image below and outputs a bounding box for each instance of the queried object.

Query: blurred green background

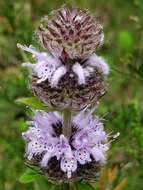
[0,0,143,189]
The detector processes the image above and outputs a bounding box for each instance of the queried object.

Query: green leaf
[16,97,53,111]
[19,168,40,184]
[76,182,95,190]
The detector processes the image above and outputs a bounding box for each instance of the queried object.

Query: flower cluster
[36,7,104,61]
[17,7,109,111]
[18,6,114,183]
[17,43,109,88]
[17,43,108,110]
[23,110,109,180]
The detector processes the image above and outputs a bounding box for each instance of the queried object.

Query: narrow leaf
[19,168,40,184]
[113,178,127,190]
[16,97,53,111]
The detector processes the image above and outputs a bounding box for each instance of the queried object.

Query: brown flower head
[36,7,104,61]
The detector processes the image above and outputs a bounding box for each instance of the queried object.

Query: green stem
[63,109,72,139]
[69,183,76,190]
[60,183,71,190]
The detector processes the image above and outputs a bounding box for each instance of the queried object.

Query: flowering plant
[17,6,118,190]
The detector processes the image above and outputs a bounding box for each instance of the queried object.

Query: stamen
[113,132,120,139]
[22,62,35,69]
[17,43,37,55]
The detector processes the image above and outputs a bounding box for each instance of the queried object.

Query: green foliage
[19,169,41,184]
[16,97,52,111]
[76,182,95,190]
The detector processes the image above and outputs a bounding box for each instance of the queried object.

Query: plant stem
[60,183,71,190]
[69,183,76,190]
[62,109,72,139]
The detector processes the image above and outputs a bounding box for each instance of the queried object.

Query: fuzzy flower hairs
[17,7,109,111]
[23,110,110,182]
[17,6,114,184]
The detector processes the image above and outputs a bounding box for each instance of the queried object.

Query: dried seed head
[36,7,104,61]
[23,110,110,183]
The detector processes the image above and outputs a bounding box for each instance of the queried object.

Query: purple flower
[18,6,113,183]
[22,109,111,179]
[74,148,91,165]
[60,156,77,179]
[86,54,109,76]
[17,43,67,87]
[17,43,109,88]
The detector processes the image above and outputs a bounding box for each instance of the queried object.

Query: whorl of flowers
[23,110,109,181]
[36,7,104,61]
[17,43,109,88]
[17,6,116,184]
[17,42,108,110]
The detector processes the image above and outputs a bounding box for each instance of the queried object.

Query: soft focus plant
[16,6,119,190]
[1,1,143,190]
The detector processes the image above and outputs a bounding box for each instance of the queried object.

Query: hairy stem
[62,109,72,139]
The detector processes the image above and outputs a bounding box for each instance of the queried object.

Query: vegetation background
[0,0,143,189]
